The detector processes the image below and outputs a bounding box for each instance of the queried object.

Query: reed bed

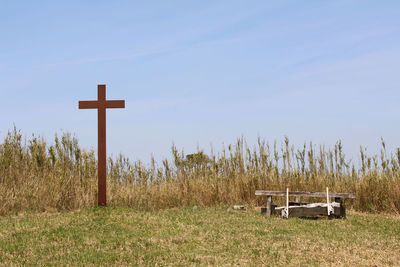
[0,127,399,216]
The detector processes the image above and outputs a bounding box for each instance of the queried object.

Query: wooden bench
[255,189,356,218]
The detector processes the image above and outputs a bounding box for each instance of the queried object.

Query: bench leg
[335,197,346,218]
[266,196,272,217]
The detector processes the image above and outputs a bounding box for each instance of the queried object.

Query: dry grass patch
[1,128,400,215]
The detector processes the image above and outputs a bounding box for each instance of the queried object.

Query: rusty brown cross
[79,84,125,206]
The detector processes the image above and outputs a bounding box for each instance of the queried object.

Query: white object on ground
[286,188,289,218]
[233,205,246,210]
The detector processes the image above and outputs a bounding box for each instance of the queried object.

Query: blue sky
[1,1,400,163]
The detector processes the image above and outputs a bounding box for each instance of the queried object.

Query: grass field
[1,129,400,265]
[0,206,399,266]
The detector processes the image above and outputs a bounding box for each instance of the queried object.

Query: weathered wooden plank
[286,206,340,217]
[255,190,355,199]
[288,202,310,206]
[275,203,344,218]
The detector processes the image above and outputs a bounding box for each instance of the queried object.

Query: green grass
[1,207,399,266]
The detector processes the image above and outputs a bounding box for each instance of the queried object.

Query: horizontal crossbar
[79,100,125,109]
[255,190,355,198]
[106,100,125,108]
[79,101,98,109]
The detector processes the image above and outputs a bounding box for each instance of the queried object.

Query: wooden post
[97,87,106,206]
[266,195,272,217]
[335,197,346,218]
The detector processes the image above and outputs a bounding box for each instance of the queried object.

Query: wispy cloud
[41,47,169,69]
[127,97,199,114]
[39,33,239,70]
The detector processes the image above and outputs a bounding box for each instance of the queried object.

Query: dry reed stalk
[0,127,399,215]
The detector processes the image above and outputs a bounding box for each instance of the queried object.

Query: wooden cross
[79,84,125,206]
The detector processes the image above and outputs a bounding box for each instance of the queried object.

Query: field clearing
[0,206,399,266]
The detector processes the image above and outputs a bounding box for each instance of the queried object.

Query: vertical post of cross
[97,85,107,206]
[79,84,125,206]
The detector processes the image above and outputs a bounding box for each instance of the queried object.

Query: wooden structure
[255,189,355,218]
[79,84,125,206]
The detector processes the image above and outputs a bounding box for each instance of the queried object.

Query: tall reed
[0,127,399,215]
